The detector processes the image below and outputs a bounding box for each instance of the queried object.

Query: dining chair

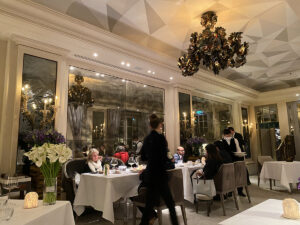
[214,163,239,216]
[190,171,214,216]
[257,156,275,189]
[62,157,88,204]
[234,161,251,203]
[131,169,187,225]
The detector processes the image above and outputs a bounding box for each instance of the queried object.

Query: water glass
[128,157,135,168]
[110,158,118,170]
[0,205,14,221]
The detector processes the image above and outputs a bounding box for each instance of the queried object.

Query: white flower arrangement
[25,143,72,178]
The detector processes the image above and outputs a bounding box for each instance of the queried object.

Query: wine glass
[128,157,135,169]
[110,158,118,171]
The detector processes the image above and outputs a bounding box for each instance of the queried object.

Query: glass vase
[43,177,57,205]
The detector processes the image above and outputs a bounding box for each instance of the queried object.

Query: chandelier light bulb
[96,73,100,76]
[44,99,48,104]
[69,66,74,71]
[147,70,151,73]
[24,84,29,89]
[121,61,125,65]
[49,98,53,103]
[93,53,98,57]
[126,63,130,67]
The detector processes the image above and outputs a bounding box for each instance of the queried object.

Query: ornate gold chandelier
[178,11,249,76]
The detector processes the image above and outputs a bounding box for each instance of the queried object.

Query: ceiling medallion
[178,11,249,76]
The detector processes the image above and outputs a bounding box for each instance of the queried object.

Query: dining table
[219,199,300,225]
[73,170,140,224]
[1,200,75,225]
[260,161,300,192]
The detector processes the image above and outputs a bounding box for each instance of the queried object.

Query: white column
[164,86,179,154]
[55,58,68,137]
[277,101,289,139]
[232,101,242,133]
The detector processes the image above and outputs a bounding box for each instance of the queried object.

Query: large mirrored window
[192,96,232,142]
[67,67,164,157]
[17,54,57,169]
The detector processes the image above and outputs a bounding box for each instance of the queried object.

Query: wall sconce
[24,192,39,209]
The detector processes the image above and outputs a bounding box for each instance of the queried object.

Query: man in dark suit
[228,127,245,152]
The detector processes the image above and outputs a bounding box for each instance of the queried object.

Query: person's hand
[98,156,103,161]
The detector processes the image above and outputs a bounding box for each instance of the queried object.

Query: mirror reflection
[67,67,164,157]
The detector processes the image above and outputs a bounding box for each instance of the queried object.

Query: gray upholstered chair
[213,163,239,216]
[131,169,187,225]
[257,156,275,189]
[62,158,88,204]
[234,161,251,203]
[190,171,214,216]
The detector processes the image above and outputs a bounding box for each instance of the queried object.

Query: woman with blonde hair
[87,148,103,173]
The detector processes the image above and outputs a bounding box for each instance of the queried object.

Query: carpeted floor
[76,176,300,225]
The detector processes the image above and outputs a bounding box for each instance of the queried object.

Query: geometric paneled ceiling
[31,0,300,92]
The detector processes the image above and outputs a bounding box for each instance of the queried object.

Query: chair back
[102,157,125,167]
[257,156,273,173]
[168,169,184,204]
[234,161,247,188]
[63,158,87,179]
[213,163,235,194]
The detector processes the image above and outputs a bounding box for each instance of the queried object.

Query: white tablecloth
[3,200,75,225]
[176,164,203,202]
[219,199,300,225]
[73,172,140,223]
[260,161,300,192]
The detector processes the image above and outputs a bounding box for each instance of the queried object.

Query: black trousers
[140,181,179,225]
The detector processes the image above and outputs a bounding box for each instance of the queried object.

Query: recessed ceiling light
[121,61,125,65]
[93,53,98,57]
[143,85,147,87]
[96,73,100,76]
[169,77,173,80]
[147,70,151,73]
[101,74,105,77]
[69,66,74,70]
[126,63,130,67]
[152,71,155,75]
[122,79,126,82]
[296,93,299,97]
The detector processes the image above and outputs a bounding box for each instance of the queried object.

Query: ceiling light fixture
[93,53,98,57]
[178,11,249,75]
[126,63,130,67]
[101,74,105,77]
[169,77,173,80]
[69,66,74,71]
[152,72,155,75]
[122,79,126,82]
[95,73,100,76]
[143,85,147,87]
[296,94,299,97]
[147,70,151,73]
[121,61,125,65]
